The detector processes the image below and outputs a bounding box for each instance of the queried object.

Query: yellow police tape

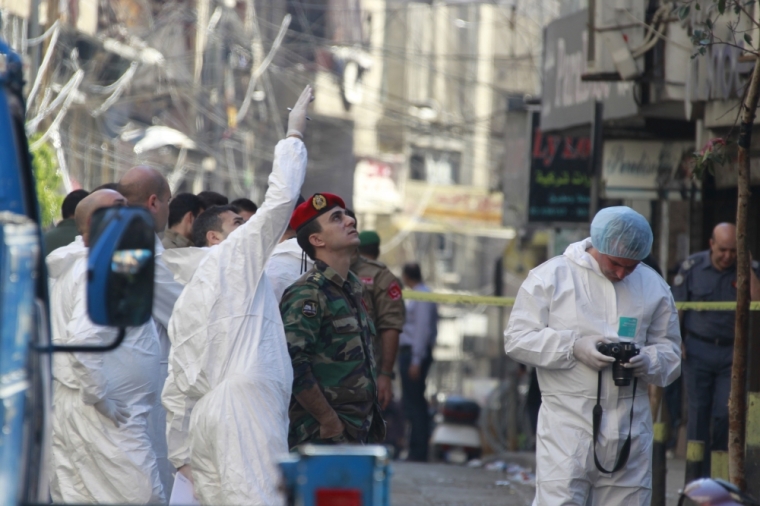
[402,290,760,311]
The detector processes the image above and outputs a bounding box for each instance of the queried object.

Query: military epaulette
[362,257,387,269]
[305,270,326,286]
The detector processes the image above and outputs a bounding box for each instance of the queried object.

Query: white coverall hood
[47,237,87,391]
[266,237,314,302]
[47,235,86,280]
[162,138,306,505]
[504,238,681,506]
[48,246,166,503]
[564,238,604,274]
[161,246,210,285]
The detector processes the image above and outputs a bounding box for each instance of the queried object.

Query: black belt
[688,333,734,347]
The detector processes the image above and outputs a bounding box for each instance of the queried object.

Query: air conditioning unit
[75,0,98,36]
[583,0,650,81]
[0,0,30,19]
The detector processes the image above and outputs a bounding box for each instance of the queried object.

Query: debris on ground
[485,460,507,472]
[480,460,536,486]
[509,469,535,486]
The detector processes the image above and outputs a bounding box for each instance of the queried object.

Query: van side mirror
[49,206,155,353]
[88,206,154,327]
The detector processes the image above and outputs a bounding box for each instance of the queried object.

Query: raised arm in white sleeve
[504,270,578,370]
[214,137,307,289]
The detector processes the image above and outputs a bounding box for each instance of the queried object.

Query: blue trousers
[684,336,733,475]
[398,347,432,462]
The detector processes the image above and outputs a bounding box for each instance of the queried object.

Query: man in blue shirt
[398,262,438,461]
[672,222,760,475]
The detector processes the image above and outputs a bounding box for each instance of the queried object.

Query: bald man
[47,190,167,503]
[672,222,760,475]
[118,166,183,496]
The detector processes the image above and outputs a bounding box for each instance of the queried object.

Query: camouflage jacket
[350,256,405,369]
[280,259,385,448]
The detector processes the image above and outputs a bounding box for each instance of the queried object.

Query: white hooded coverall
[162,138,306,505]
[504,239,681,506]
[266,237,314,302]
[47,238,166,504]
[150,237,185,498]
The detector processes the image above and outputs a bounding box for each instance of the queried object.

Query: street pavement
[391,456,688,505]
[666,458,686,506]
[391,461,535,505]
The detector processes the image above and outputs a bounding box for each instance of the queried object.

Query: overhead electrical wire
[17,0,550,198]
[26,21,61,114]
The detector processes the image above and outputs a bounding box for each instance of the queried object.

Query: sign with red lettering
[528,112,592,223]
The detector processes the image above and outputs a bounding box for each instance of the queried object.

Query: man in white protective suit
[504,206,681,506]
[47,189,167,503]
[162,85,313,505]
[118,165,185,497]
[265,195,314,303]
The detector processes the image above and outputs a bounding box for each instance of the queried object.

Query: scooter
[679,478,760,505]
[429,395,482,464]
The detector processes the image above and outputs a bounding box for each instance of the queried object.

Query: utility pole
[28,0,42,89]
[192,0,209,192]
[495,256,518,451]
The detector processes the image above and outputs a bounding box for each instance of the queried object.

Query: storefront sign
[541,9,638,132]
[714,157,760,189]
[528,112,592,223]
[352,157,404,214]
[602,140,694,199]
[684,8,754,103]
[402,181,503,227]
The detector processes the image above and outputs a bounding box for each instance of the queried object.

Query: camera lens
[612,362,634,386]
[610,345,621,354]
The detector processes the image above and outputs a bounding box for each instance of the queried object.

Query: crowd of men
[43,86,438,505]
[41,84,756,506]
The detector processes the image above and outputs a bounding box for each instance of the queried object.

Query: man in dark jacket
[44,189,89,254]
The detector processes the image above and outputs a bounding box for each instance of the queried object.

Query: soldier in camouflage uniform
[281,193,385,449]
[349,230,405,409]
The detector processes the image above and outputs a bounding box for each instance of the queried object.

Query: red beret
[290,193,346,231]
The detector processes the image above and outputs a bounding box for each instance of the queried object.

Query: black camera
[597,342,640,387]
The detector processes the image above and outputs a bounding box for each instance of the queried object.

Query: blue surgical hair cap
[590,206,653,261]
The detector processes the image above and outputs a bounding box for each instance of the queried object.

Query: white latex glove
[624,354,650,377]
[573,335,616,371]
[93,398,129,427]
[286,85,314,138]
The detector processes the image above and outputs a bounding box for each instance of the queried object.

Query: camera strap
[592,371,637,474]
